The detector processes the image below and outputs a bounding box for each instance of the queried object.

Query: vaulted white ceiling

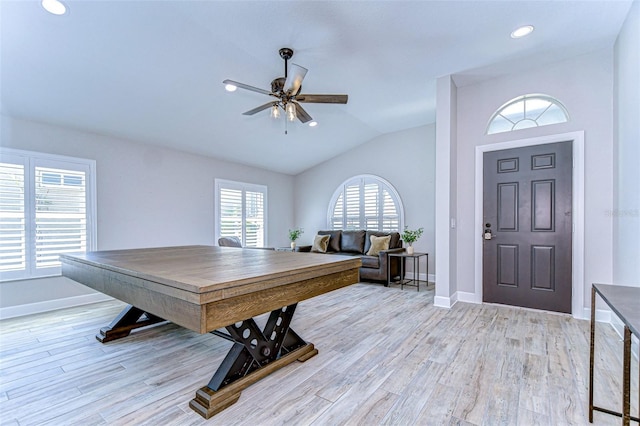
[0,1,632,174]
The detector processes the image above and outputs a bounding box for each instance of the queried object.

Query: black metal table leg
[589,286,596,423]
[96,304,165,343]
[589,285,640,425]
[189,303,318,419]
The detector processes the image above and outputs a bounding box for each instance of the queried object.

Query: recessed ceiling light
[511,25,534,39]
[41,0,67,15]
[225,84,237,92]
[308,121,318,127]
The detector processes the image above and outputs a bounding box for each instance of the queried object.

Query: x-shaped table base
[94,302,318,419]
[189,303,318,419]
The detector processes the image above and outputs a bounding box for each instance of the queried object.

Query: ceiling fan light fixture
[225,83,237,92]
[286,103,296,122]
[308,121,318,127]
[270,104,281,119]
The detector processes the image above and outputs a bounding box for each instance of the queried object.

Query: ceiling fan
[223,48,348,126]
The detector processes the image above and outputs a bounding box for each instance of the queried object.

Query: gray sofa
[298,230,403,283]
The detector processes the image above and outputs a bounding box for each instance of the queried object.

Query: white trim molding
[0,293,113,320]
[434,293,458,309]
[456,291,481,304]
[473,131,586,319]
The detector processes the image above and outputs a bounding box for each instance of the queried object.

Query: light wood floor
[1,283,638,425]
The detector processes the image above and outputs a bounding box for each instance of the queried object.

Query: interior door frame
[474,131,585,318]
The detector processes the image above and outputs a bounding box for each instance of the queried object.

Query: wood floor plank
[380,360,447,425]
[0,282,638,425]
[348,388,399,426]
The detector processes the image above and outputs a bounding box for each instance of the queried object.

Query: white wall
[0,115,294,313]
[294,124,436,275]
[455,48,615,313]
[434,76,458,307]
[613,0,640,286]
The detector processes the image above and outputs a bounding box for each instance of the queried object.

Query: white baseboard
[455,291,481,304]
[404,272,435,283]
[0,293,113,320]
[581,307,612,323]
[434,292,458,309]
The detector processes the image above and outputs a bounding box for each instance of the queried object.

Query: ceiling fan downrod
[279,47,293,79]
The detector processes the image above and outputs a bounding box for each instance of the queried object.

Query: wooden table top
[61,245,361,298]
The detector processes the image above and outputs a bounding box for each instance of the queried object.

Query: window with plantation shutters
[328,175,403,232]
[215,179,267,247]
[0,149,96,282]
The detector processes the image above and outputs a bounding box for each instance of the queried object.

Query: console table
[589,283,640,425]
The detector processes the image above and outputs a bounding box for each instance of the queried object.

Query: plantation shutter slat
[363,182,379,231]
[244,190,264,247]
[34,167,87,269]
[219,188,243,239]
[382,189,399,232]
[0,162,26,272]
[345,183,360,230]
[331,194,344,230]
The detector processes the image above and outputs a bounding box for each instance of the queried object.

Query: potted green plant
[401,226,424,255]
[288,228,303,249]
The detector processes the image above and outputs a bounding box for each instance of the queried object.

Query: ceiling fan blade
[243,102,277,116]
[294,102,313,123]
[296,94,348,104]
[223,79,273,96]
[283,64,307,95]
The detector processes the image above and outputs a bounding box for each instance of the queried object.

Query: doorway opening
[474,131,585,318]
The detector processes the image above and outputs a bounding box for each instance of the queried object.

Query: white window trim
[0,148,97,282]
[327,174,404,231]
[214,178,268,247]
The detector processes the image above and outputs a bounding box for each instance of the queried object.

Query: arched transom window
[486,94,569,135]
[327,175,404,232]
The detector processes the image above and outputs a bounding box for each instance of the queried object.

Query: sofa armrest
[382,247,405,255]
[377,247,404,262]
[378,247,404,277]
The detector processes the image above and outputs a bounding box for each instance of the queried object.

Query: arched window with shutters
[327,175,404,232]
[486,94,569,135]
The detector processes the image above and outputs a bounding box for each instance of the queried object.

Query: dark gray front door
[482,141,572,313]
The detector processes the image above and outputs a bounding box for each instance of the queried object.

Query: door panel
[531,245,554,291]
[532,180,554,231]
[497,244,518,287]
[483,141,572,313]
[498,183,518,231]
